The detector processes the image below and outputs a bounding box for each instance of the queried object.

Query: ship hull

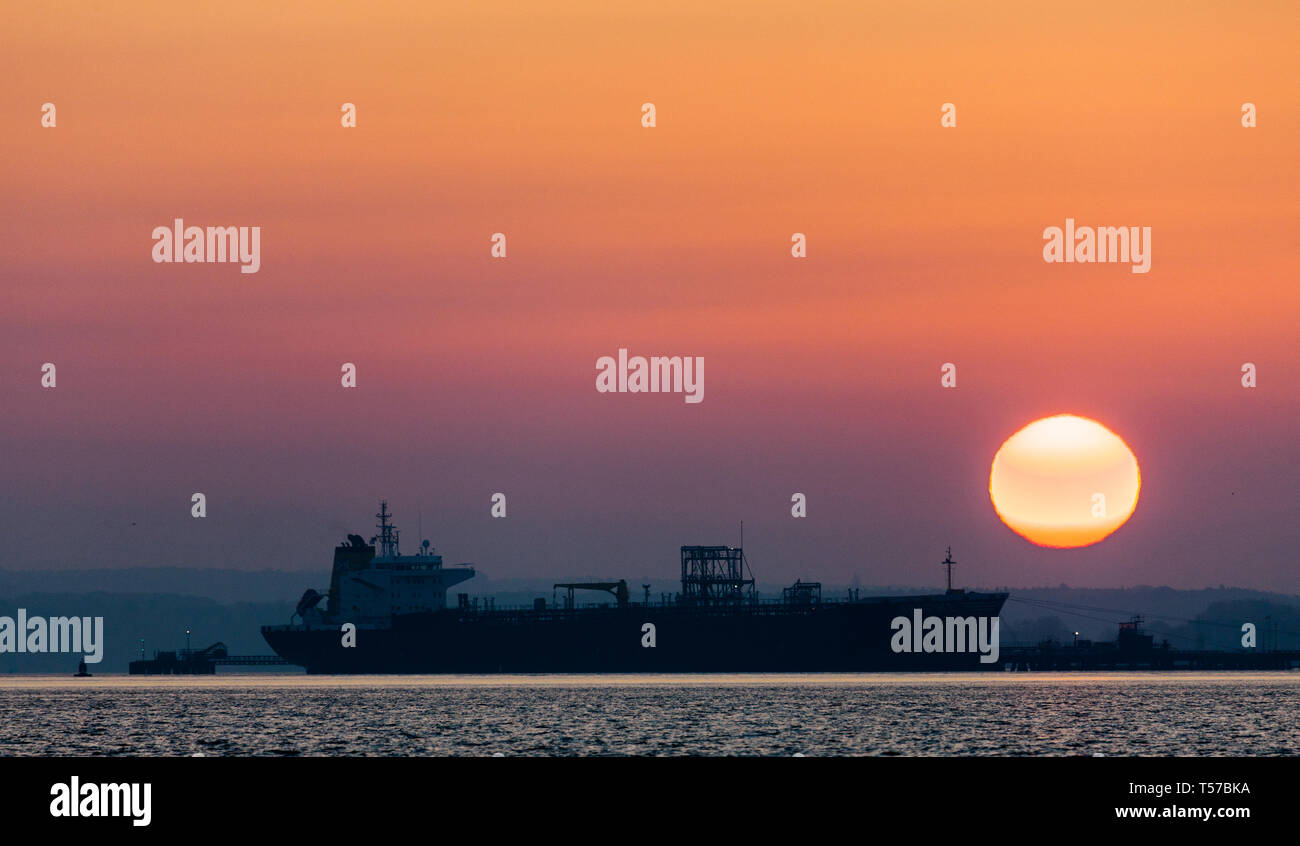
[262,592,1009,674]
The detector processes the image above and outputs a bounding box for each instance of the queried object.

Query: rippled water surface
[1,673,1296,756]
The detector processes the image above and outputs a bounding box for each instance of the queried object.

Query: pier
[128,642,289,675]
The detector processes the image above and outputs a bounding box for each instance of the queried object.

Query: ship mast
[376,500,399,558]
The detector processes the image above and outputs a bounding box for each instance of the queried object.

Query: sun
[989,414,1140,548]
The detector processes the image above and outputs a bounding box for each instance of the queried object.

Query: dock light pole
[186,628,191,653]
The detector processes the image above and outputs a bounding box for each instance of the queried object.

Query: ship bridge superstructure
[305,501,474,624]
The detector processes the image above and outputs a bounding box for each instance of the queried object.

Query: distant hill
[0,591,293,674]
[989,585,1300,647]
[0,568,314,604]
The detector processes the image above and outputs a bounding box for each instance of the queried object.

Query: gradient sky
[2,1,1298,592]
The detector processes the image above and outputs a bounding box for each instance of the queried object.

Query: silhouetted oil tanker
[261,503,1008,673]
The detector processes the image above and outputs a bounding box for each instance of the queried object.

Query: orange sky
[2,2,1298,590]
